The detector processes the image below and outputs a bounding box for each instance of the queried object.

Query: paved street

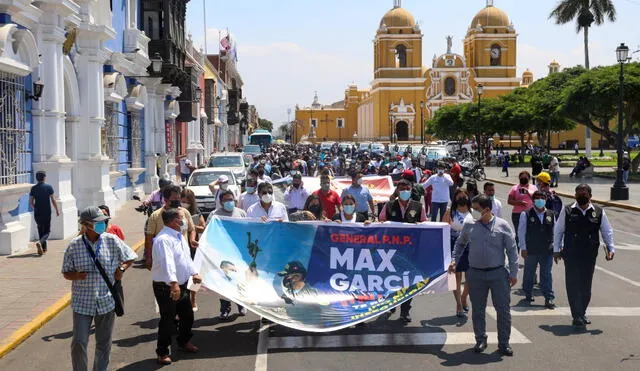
[2,183,640,370]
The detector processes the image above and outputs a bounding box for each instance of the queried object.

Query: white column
[31,16,77,239]
[187,101,205,165]
[74,41,115,211]
[141,78,162,193]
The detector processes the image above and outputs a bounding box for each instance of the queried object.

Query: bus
[249,129,273,148]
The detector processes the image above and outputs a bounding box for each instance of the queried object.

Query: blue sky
[186,0,640,129]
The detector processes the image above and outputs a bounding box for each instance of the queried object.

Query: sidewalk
[483,166,640,210]
[0,200,147,358]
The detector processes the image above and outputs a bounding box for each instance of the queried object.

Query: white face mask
[261,193,273,204]
[181,202,190,209]
[471,209,482,220]
[357,178,363,185]
[220,183,228,190]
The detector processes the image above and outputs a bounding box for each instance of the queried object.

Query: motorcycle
[460,159,486,181]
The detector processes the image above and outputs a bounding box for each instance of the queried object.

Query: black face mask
[309,205,322,216]
[169,200,181,208]
[293,183,301,189]
[576,196,590,206]
[519,178,529,185]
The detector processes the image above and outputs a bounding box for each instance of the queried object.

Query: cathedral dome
[470,3,510,29]
[380,6,416,28]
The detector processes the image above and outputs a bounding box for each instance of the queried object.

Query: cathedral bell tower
[374,0,423,79]
[464,0,519,98]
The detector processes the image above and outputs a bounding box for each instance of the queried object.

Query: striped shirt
[62,233,137,316]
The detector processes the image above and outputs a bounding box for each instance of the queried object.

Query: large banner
[195,217,451,332]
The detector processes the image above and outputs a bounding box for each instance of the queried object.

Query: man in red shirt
[313,174,341,219]
[450,159,462,186]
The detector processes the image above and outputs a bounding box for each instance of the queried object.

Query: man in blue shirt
[30,170,59,255]
[340,171,375,221]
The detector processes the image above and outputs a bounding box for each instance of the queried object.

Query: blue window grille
[0,72,31,185]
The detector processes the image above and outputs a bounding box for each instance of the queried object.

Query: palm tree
[549,0,617,69]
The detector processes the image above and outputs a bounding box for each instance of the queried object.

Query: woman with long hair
[303,194,327,221]
[443,188,473,318]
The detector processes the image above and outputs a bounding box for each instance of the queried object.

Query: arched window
[444,77,456,96]
[395,45,407,68]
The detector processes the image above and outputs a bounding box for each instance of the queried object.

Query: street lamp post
[420,101,425,144]
[476,84,484,162]
[610,43,630,201]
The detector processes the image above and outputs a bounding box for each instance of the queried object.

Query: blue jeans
[430,202,448,222]
[623,170,629,184]
[550,171,559,186]
[522,253,554,300]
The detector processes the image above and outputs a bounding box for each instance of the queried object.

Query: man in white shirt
[239,177,260,211]
[152,208,202,365]
[483,182,503,218]
[549,155,560,188]
[283,173,310,214]
[179,156,194,182]
[423,163,453,221]
[247,182,289,221]
[208,175,230,211]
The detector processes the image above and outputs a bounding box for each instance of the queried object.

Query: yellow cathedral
[294,0,526,144]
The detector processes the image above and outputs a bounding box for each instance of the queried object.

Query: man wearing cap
[30,170,59,255]
[536,172,563,219]
[277,261,318,305]
[62,206,137,371]
[152,208,203,365]
[423,163,453,222]
[284,173,310,214]
[208,175,231,211]
[340,171,375,221]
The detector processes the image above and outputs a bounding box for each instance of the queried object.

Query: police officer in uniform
[518,191,556,309]
[553,184,615,328]
[378,179,427,323]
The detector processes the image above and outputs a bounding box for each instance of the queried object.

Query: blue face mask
[223,200,235,212]
[246,186,255,194]
[399,190,412,201]
[534,199,546,209]
[343,205,356,215]
[93,221,107,235]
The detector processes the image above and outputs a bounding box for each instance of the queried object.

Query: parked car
[186,168,240,215]
[242,144,262,162]
[371,142,386,155]
[445,141,476,155]
[320,141,335,151]
[358,142,372,153]
[426,146,450,161]
[338,142,355,152]
[208,153,247,183]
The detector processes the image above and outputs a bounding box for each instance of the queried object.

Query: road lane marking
[267,330,530,349]
[611,243,640,251]
[488,307,640,316]
[595,265,640,288]
[614,229,640,239]
[255,321,269,371]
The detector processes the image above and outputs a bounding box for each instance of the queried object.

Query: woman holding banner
[332,195,368,223]
[443,189,473,318]
[303,194,329,221]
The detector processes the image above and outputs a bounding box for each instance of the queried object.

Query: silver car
[208,153,247,183]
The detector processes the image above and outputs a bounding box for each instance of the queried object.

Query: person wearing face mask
[483,182,502,218]
[507,170,537,251]
[332,195,368,223]
[313,174,342,219]
[449,195,518,357]
[247,182,289,221]
[208,191,248,318]
[553,184,615,329]
[378,179,427,323]
[145,185,198,270]
[62,206,137,370]
[256,166,272,183]
[423,163,454,222]
[152,209,203,365]
[340,171,375,221]
[303,194,327,221]
[535,172,563,220]
[284,173,310,214]
[443,190,473,318]
[518,191,556,309]
[209,175,231,211]
[239,177,260,212]
[98,205,124,241]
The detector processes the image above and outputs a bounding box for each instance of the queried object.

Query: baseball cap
[536,172,551,185]
[79,206,109,223]
[218,175,229,183]
[277,261,307,276]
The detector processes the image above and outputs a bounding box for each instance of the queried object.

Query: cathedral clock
[490,46,501,66]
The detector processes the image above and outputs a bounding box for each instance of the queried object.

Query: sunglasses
[260,191,274,195]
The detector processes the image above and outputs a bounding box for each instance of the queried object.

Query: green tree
[258,118,274,132]
[549,0,616,69]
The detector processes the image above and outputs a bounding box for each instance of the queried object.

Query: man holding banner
[450,195,518,357]
[378,179,428,323]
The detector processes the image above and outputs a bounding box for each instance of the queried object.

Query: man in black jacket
[378,179,427,323]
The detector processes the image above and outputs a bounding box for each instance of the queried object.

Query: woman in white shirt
[443,189,474,318]
[332,195,367,223]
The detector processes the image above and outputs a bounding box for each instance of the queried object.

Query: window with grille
[128,112,143,167]
[104,103,130,171]
[0,72,31,186]
[310,118,318,128]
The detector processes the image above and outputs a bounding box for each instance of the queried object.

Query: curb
[0,239,145,359]
[485,177,640,212]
